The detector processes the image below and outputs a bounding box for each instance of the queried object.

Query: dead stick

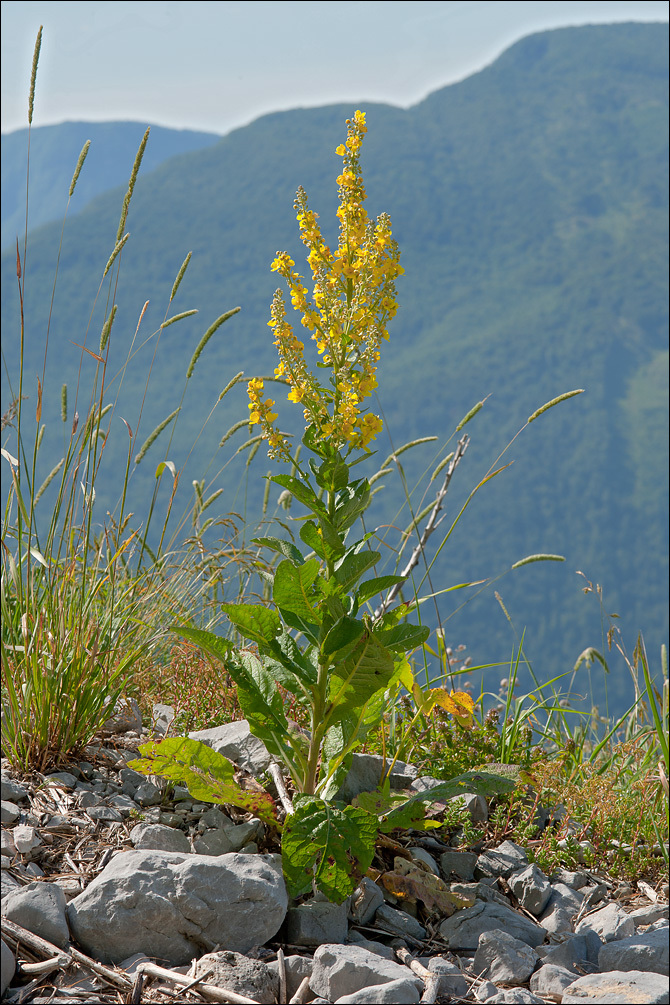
[277,946,287,1005]
[394,945,439,1004]
[19,954,71,975]
[269,762,294,815]
[1,916,132,990]
[137,961,260,1003]
[374,433,470,618]
[288,975,312,1005]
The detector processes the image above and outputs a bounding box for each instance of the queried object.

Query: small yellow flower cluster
[246,376,290,459]
[249,110,402,457]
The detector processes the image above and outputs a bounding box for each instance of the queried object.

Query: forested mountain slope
[2,22,667,712]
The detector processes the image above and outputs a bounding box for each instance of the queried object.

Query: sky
[1,1,668,136]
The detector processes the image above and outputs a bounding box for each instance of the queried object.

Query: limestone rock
[473,928,539,984]
[562,969,670,1003]
[438,899,546,950]
[67,850,287,964]
[193,950,278,1004]
[310,944,422,1001]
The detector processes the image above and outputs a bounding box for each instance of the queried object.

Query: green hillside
[1,121,220,250]
[1,22,667,713]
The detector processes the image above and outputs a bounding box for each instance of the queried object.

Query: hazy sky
[2,1,668,136]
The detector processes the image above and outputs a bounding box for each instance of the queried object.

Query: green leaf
[356,575,406,605]
[381,770,518,831]
[232,650,294,763]
[318,516,346,559]
[322,616,366,657]
[220,602,282,646]
[265,631,318,688]
[327,629,395,717]
[334,551,380,592]
[314,455,349,492]
[354,789,432,832]
[127,737,278,826]
[271,474,327,517]
[252,536,304,565]
[282,795,377,902]
[273,558,322,622]
[377,623,430,652]
[300,520,326,559]
[332,480,371,531]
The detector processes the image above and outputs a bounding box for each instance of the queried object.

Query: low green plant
[1,28,268,770]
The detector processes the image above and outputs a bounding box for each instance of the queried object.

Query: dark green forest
[2,22,668,714]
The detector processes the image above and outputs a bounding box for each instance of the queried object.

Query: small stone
[225,820,261,852]
[473,928,538,984]
[1,776,28,802]
[2,882,70,948]
[1,830,16,857]
[309,944,422,1002]
[439,900,545,950]
[267,955,313,999]
[199,806,231,829]
[78,790,103,808]
[284,899,348,947]
[575,902,635,943]
[0,800,20,824]
[374,902,426,941]
[439,849,478,881]
[449,791,489,822]
[129,823,191,853]
[349,877,385,926]
[473,979,499,1001]
[1,938,16,999]
[476,840,528,879]
[508,863,553,915]
[630,904,669,928]
[551,868,589,889]
[408,847,439,875]
[133,780,162,806]
[346,931,396,959]
[193,950,278,1004]
[12,824,41,854]
[530,963,579,1002]
[417,957,468,997]
[598,927,669,975]
[193,829,233,855]
[539,882,584,934]
[107,794,140,817]
[85,805,124,822]
[44,771,78,789]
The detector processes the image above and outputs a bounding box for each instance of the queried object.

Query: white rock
[575,902,635,942]
[473,928,538,984]
[2,882,70,948]
[310,944,422,1001]
[334,976,421,1003]
[67,850,287,964]
[562,969,670,1003]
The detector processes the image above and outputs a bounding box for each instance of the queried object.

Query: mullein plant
[131,112,515,903]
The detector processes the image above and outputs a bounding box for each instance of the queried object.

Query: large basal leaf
[327,629,395,717]
[334,550,381,592]
[127,737,279,826]
[220,602,283,646]
[282,795,378,903]
[273,558,322,623]
[382,859,475,916]
[381,770,518,830]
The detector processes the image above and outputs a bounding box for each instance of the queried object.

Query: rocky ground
[1,709,668,1004]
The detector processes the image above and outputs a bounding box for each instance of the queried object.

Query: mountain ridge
[1,22,667,711]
